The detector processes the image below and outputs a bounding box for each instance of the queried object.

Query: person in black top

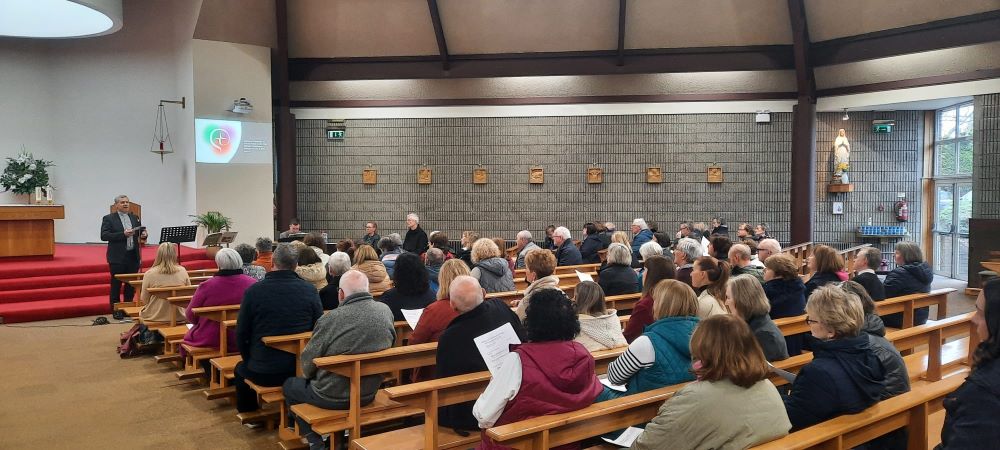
[542,225,556,250]
[804,245,846,300]
[379,253,436,321]
[710,217,729,237]
[101,194,147,312]
[882,241,933,327]
[402,213,428,255]
[436,275,527,431]
[233,243,323,413]
[851,247,885,301]
[318,251,352,311]
[579,223,603,264]
[360,221,381,251]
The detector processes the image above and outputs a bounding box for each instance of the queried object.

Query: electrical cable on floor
[1,317,133,328]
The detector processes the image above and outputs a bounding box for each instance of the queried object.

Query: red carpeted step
[0,296,112,323]
[0,272,110,291]
[0,284,109,304]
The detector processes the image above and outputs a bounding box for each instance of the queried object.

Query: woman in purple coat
[181,248,256,375]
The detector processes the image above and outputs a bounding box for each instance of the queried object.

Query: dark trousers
[233,361,295,412]
[283,377,352,442]
[109,255,141,310]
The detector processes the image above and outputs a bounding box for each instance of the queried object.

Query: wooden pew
[113,268,218,307]
[353,347,627,450]
[781,241,813,275]
[119,277,210,318]
[772,288,956,338]
[176,304,241,380]
[512,263,601,279]
[513,272,597,291]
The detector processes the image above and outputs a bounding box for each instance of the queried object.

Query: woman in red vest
[473,289,604,450]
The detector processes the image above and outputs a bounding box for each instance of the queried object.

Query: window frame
[934,102,974,178]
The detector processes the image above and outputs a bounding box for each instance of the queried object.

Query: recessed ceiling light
[0,0,122,38]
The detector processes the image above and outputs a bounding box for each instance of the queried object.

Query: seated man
[552,226,583,266]
[436,276,527,431]
[729,244,765,283]
[757,238,781,263]
[283,270,396,450]
[279,218,303,239]
[234,243,323,414]
[512,230,540,269]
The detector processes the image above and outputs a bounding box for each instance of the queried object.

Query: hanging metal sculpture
[151,97,185,163]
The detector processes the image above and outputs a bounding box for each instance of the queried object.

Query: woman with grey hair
[598,243,641,296]
[379,233,404,277]
[882,241,933,327]
[234,243,266,281]
[673,237,702,287]
[318,252,352,310]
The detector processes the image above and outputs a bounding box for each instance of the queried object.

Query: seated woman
[597,243,641,296]
[573,281,627,351]
[882,241,933,328]
[378,252,436,322]
[473,289,603,450]
[294,243,328,291]
[725,274,789,361]
[691,256,730,319]
[352,244,391,291]
[938,278,1000,448]
[336,239,356,261]
[409,259,471,381]
[470,238,515,293]
[841,281,910,399]
[763,253,807,355]
[630,315,791,450]
[601,279,699,398]
[139,243,191,324]
[378,234,404,277]
[234,243,266,281]
[318,252,351,310]
[635,240,664,270]
[456,230,480,268]
[302,232,329,266]
[514,249,560,320]
[181,248,255,372]
[579,223,603,264]
[622,256,676,342]
[782,285,885,431]
[803,245,844,300]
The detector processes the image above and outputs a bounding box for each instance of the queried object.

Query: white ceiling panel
[288,0,439,58]
[626,0,793,48]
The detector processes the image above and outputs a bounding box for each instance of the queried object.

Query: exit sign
[872,124,892,133]
[326,129,345,140]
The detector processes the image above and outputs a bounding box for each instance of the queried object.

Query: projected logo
[195,119,242,163]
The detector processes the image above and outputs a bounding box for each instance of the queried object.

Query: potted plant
[189,211,233,258]
[1,150,54,203]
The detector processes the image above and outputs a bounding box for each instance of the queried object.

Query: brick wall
[296,114,794,244]
[973,93,1000,219]
[813,111,924,266]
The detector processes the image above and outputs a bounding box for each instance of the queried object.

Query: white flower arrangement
[1,151,53,195]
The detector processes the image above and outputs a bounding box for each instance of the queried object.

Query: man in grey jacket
[513,230,540,269]
[282,270,396,450]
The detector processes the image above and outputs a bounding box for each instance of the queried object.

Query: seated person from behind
[573,281,627,351]
[282,269,395,450]
[724,274,789,361]
[425,248,445,293]
[630,315,791,450]
[278,218,303,239]
[470,238,515,293]
[597,243,641,296]
[253,237,274,272]
[514,249,561,321]
[378,252,436,321]
[729,243,764,283]
[294,241,328,291]
[621,256,676,342]
[318,251,351,311]
[233,243,323,414]
[436,275,527,431]
[139,243,191,324]
[234,243,266,281]
[473,289,604,450]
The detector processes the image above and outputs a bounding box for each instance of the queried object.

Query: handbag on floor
[117,323,161,358]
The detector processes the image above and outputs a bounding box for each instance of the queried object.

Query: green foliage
[188,211,233,234]
[1,151,53,195]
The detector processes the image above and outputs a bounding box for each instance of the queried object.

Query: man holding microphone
[101,194,148,313]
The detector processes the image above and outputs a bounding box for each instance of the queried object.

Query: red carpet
[0,244,217,323]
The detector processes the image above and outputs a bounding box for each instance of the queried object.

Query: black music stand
[160,225,198,259]
[278,233,307,243]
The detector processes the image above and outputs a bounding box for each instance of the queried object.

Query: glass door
[933,182,972,280]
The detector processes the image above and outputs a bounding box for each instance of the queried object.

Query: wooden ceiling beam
[617,0,627,66]
[786,0,815,102]
[426,0,450,71]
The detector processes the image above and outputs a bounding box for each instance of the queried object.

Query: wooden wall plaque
[362,168,377,185]
[417,167,432,185]
[587,167,603,184]
[707,165,724,183]
[529,167,544,184]
[473,167,488,184]
[646,166,663,184]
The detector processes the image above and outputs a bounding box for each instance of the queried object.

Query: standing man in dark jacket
[402,213,428,255]
[234,243,323,413]
[579,223,603,264]
[882,242,933,327]
[436,276,527,431]
[101,194,147,312]
[851,247,886,301]
[552,226,583,266]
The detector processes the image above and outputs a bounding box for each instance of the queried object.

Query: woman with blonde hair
[573,281,627,351]
[408,259,471,382]
[691,256,729,319]
[630,315,791,450]
[470,238,514,293]
[804,244,845,299]
[456,230,480,268]
[611,230,631,248]
[725,275,788,361]
[352,244,391,291]
[139,243,191,323]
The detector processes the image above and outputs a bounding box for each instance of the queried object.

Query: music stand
[203,231,238,247]
[278,233,307,243]
[160,225,198,259]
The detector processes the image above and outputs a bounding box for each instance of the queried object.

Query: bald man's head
[449,275,485,314]
[339,269,370,297]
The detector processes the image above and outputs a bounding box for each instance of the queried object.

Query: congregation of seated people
[128,211,996,450]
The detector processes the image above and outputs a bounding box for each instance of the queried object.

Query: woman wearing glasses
[782,285,886,431]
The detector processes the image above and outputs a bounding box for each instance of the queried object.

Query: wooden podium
[0,204,65,257]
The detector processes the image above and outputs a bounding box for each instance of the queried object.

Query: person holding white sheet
[436,276,526,432]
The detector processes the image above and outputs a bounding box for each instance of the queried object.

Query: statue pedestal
[828,183,854,193]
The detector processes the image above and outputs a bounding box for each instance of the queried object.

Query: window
[935,103,974,177]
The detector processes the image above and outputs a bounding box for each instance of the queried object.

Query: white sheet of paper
[473,322,522,376]
[576,270,594,282]
[598,375,627,392]
[186,324,193,329]
[701,236,711,256]
[400,308,424,330]
[600,426,644,447]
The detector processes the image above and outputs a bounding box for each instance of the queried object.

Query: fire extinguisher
[894,197,909,222]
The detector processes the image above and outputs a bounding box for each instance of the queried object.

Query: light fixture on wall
[151,97,185,163]
[841,108,850,121]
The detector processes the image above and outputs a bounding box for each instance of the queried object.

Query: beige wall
[192,39,274,247]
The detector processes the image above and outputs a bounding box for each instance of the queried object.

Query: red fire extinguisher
[894,197,909,222]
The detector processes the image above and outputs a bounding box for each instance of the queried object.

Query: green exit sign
[327,129,345,140]
[872,124,892,133]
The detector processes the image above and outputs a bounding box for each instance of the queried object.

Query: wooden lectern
[0,204,65,257]
[109,201,147,247]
